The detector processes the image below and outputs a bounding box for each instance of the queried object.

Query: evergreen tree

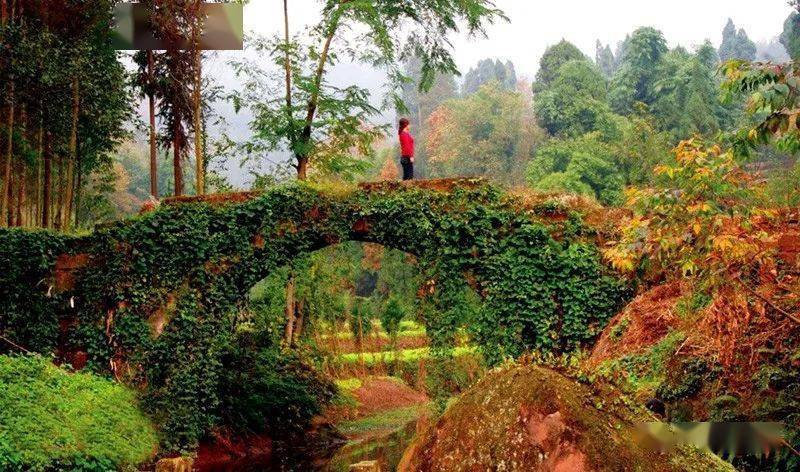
[613,35,631,71]
[0,0,130,229]
[534,59,617,138]
[608,27,668,114]
[533,40,587,92]
[719,19,756,62]
[462,58,517,96]
[781,11,800,60]
[595,40,615,78]
[653,42,726,140]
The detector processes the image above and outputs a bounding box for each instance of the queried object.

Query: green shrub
[380,295,406,340]
[0,230,70,353]
[0,354,157,471]
[218,347,336,437]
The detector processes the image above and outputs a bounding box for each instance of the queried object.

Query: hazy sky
[244,0,795,80]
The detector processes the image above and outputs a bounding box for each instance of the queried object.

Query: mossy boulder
[398,364,732,472]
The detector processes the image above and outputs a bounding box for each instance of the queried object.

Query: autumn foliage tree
[604,139,769,279]
[425,82,543,185]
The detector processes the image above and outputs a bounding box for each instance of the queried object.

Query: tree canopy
[230,0,505,180]
[462,58,517,95]
[425,82,543,185]
[533,40,587,92]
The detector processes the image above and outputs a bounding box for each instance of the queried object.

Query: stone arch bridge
[0,179,628,442]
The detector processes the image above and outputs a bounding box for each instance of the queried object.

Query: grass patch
[336,346,476,366]
[0,354,158,471]
[337,404,428,436]
[596,330,686,395]
[335,378,363,391]
[322,328,426,341]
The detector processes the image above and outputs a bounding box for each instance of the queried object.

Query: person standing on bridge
[398,118,415,180]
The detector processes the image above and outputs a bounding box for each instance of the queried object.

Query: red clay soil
[351,377,429,417]
[588,281,686,366]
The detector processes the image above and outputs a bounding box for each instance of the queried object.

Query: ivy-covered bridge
[0,178,629,447]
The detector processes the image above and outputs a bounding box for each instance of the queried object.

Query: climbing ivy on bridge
[0,181,629,451]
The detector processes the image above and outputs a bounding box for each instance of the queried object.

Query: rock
[398,364,734,472]
[155,457,194,472]
[349,460,381,471]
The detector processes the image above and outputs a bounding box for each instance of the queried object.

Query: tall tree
[533,40,586,92]
[533,59,617,138]
[608,27,668,114]
[0,0,14,225]
[653,42,725,140]
[595,40,615,78]
[0,0,129,229]
[148,0,201,197]
[719,19,756,62]
[782,7,800,60]
[133,51,159,198]
[232,0,505,181]
[462,58,517,96]
[190,0,204,196]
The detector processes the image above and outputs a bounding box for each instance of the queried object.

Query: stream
[196,419,418,472]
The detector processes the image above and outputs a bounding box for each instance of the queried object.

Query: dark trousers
[401,157,414,180]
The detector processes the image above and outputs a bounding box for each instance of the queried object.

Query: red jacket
[399,131,414,158]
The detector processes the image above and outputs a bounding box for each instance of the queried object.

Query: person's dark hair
[398,118,410,135]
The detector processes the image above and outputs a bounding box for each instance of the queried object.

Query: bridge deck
[156,178,488,209]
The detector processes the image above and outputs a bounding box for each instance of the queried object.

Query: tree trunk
[7,161,14,227]
[292,299,305,347]
[63,77,79,230]
[15,161,24,226]
[296,155,308,181]
[74,132,83,228]
[1,84,14,226]
[13,105,26,227]
[193,35,204,195]
[42,131,51,228]
[282,0,296,152]
[284,275,296,346]
[297,18,338,180]
[172,117,183,196]
[34,124,42,227]
[147,50,158,198]
[54,151,62,230]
